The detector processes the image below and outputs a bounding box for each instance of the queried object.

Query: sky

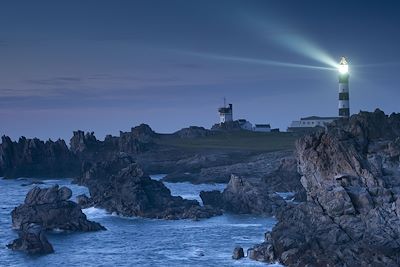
[1,0,400,141]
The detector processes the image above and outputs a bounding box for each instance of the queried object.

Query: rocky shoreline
[4,109,399,266]
[76,154,222,220]
[246,109,400,266]
[7,185,105,254]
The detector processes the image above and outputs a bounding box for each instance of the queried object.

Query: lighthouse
[338,57,350,118]
[218,99,233,124]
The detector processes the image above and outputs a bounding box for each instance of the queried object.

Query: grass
[156,131,300,152]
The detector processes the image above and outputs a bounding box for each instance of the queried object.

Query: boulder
[12,185,105,231]
[232,246,245,260]
[7,223,54,254]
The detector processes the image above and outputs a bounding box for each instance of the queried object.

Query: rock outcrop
[12,185,105,231]
[163,150,295,184]
[173,126,212,139]
[0,136,79,179]
[250,109,400,266]
[70,124,157,163]
[201,175,286,216]
[262,156,302,193]
[7,223,54,255]
[232,246,245,260]
[77,154,222,220]
[76,194,95,209]
[8,185,105,255]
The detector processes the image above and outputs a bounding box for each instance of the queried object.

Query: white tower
[338,57,350,118]
[218,99,233,124]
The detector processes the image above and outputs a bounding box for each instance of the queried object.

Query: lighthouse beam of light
[272,34,339,69]
[184,51,335,71]
[242,15,339,69]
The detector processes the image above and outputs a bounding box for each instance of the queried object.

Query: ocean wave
[83,207,109,219]
[42,179,63,183]
[224,223,263,228]
[149,174,167,181]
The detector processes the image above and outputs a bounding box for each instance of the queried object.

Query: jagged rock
[76,194,94,209]
[250,109,400,267]
[262,156,304,195]
[201,174,287,216]
[77,154,222,220]
[248,242,274,262]
[12,185,105,231]
[232,246,245,260]
[118,124,156,153]
[70,124,157,164]
[199,190,223,207]
[7,223,54,255]
[0,136,79,179]
[70,131,99,154]
[173,126,212,138]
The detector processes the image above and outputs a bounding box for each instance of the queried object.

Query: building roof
[255,124,271,128]
[300,116,339,121]
[218,107,232,113]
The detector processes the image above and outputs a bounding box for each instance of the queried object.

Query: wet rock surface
[8,185,105,255]
[7,223,54,255]
[77,154,222,220]
[76,194,95,209]
[232,246,245,260]
[11,185,105,231]
[250,109,400,267]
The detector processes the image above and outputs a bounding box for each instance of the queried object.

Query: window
[339,92,349,100]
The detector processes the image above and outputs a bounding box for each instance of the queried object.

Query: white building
[288,116,338,132]
[254,124,271,132]
[218,103,233,124]
[237,119,253,131]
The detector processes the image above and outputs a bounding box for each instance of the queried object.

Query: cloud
[25,76,83,86]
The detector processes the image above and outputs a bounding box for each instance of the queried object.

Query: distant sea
[0,175,282,267]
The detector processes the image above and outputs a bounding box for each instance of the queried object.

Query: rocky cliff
[249,109,400,266]
[0,136,79,179]
[70,124,157,162]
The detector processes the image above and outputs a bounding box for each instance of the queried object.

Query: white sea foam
[149,174,167,181]
[276,191,295,202]
[224,223,263,228]
[43,179,63,184]
[51,228,65,233]
[83,207,109,219]
[179,194,199,200]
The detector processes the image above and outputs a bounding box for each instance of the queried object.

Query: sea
[0,175,282,267]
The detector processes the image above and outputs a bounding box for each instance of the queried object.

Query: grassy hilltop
[156,131,300,152]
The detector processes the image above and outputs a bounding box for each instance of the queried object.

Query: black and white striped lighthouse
[338,57,350,118]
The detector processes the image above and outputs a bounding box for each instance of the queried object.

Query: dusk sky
[1,0,400,141]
